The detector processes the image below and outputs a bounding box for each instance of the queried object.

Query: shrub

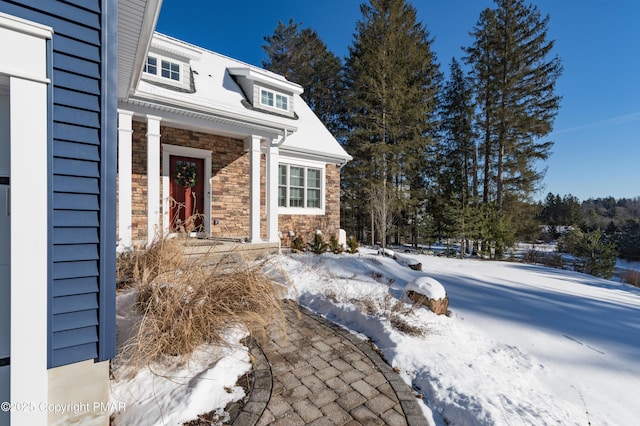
[329,235,344,254]
[291,235,306,253]
[346,236,360,254]
[308,232,329,254]
[115,238,286,373]
[523,250,565,269]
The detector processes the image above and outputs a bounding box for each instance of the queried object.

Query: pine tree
[465,0,562,210]
[572,229,618,279]
[262,20,345,135]
[463,0,561,255]
[343,0,441,246]
[436,58,478,253]
[617,220,640,261]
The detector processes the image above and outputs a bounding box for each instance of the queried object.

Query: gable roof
[120,31,351,164]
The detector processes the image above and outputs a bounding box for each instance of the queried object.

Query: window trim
[259,87,290,112]
[278,161,325,215]
[142,53,190,90]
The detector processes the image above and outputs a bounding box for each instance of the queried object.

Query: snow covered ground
[110,290,252,425]
[272,249,640,426]
[111,248,640,425]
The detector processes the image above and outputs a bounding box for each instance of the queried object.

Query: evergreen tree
[462,0,561,254]
[262,20,345,135]
[540,193,583,236]
[436,57,478,254]
[617,220,640,261]
[572,229,618,279]
[465,0,562,210]
[343,0,441,246]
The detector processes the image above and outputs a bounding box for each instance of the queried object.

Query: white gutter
[124,90,299,135]
[279,144,352,165]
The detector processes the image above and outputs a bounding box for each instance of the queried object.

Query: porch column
[249,135,262,243]
[146,115,162,246]
[10,75,49,426]
[117,110,134,251]
[266,142,280,243]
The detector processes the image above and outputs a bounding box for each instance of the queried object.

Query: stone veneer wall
[279,164,341,247]
[125,121,341,245]
[130,120,148,243]
[127,121,259,243]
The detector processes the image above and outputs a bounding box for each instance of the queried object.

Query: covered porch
[116,109,292,251]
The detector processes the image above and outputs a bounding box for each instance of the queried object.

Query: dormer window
[144,56,157,75]
[145,55,181,82]
[260,88,289,112]
[161,60,180,81]
[227,67,301,118]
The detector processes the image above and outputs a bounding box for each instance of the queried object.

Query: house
[116,12,351,252]
[0,0,117,425]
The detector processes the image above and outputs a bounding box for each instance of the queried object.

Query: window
[276,94,288,110]
[144,56,157,75]
[161,60,180,81]
[260,88,289,112]
[144,55,181,82]
[278,164,323,209]
[261,89,273,107]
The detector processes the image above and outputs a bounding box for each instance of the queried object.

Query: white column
[249,135,262,243]
[266,142,280,243]
[10,76,49,425]
[117,110,134,251]
[146,115,162,246]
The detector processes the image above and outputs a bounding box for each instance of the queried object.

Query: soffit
[117,0,162,99]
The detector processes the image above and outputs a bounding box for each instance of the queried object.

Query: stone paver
[234,301,428,425]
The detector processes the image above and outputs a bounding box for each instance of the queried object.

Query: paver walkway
[233,301,428,426]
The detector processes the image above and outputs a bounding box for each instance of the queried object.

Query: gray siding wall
[0,0,116,368]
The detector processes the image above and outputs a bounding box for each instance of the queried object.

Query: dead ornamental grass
[116,237,286,372]
[622,269,640,287]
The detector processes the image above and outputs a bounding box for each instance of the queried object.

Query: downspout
[277,128,289,146]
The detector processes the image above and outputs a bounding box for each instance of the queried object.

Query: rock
[407,291,449,315]
[408,263,422,271]
[404,276,448,315]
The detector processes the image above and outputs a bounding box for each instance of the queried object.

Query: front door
[0,91,10,425]
[169,155,205,232]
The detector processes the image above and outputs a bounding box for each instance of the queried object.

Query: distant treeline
[540,193,640,262]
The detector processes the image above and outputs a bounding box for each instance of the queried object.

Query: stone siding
[279,164,341,247]
[122,121,342,245]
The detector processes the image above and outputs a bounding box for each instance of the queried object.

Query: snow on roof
[133,32,351,163]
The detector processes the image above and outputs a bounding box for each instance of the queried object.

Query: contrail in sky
[552,111,640,135]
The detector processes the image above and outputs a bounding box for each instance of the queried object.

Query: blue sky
[157,0,640,202]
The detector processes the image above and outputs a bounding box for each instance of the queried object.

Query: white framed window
[278,163,323,211]
[161,59,180,81]
[141,53,192,92]
[260,88,289,112]
[144,56,157,75]
[144,55,181,82]
[276,93,288,110]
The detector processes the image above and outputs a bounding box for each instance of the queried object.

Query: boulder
[404,276,448,315]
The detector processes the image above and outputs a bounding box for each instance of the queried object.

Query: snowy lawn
[110,249,640,425]
[271,248,640,426]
